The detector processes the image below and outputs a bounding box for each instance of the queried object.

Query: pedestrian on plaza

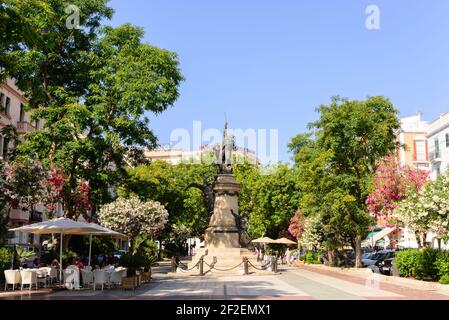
[285,248,291,266]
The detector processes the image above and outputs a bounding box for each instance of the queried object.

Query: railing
[9,208,30,221]
[429,151,442,163]
[16,121,36,134]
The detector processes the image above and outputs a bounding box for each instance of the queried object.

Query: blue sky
[108,0,449,164]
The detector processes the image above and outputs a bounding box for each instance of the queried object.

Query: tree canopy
[1,0,184,218]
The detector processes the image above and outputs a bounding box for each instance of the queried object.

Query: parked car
[366,250,396,274]
[376,258,394,275]
[113,250,127,259]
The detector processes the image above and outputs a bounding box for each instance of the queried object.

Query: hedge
[305,251,321,264]
[396,249,449,282]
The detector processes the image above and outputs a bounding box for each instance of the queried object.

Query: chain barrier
[173,255,275,274]
[172,257,202,272]
[204,258,245,272]
[247,259,271,271]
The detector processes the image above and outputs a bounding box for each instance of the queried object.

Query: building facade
[397,112,429,172]
[428,112,449,181]
[145,144,260,166]
[0,78,60,246]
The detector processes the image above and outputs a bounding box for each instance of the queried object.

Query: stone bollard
[271,256,278,273]
[243,257,249,275]
[171,257,177,273]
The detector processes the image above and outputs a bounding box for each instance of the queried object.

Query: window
[5,97,10,116]
[435,138,440,158]
[436,167,441,176]
[415,140,426,161]
[446,133,449,147]
[2,137,8,160]
[19,103,25,122]
[0,93,4,113]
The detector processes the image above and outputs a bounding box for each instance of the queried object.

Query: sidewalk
[298,263,449,295]
[0,288,53,299]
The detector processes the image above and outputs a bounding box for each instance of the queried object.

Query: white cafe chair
[109,269,124,287]
[93,269,107,291]
[20,269,38,291]
[36,268,48,287]
[4,270,21,291]
[80,269,93,288]
[49,267,58,284]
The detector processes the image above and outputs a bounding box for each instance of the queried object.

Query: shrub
[305,251,321,264]
[0,247,13,281]
[439,274,449,285]
[395,249,422,278]
[436,251,449,278]
[417,249,439,280]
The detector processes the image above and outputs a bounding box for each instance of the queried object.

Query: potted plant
[119,253,146,289]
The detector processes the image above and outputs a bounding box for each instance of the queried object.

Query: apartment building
[428,112,449,180]
[0,78,53,246]
[397,112,430,171]
[145,144,260,166]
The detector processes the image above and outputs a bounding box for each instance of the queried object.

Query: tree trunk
[355,234,362,268]
[327,247,334,266]
[422,232,428,248]
[438,238,442,250]
[415,231,422,248]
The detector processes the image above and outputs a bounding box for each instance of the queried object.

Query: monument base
[204,226,240,248]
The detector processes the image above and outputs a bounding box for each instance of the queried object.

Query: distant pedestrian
[285,248,291,265]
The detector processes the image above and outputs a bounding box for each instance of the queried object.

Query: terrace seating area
[3,265,150,293]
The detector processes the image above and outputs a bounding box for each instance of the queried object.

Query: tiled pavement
[2,263,449,300]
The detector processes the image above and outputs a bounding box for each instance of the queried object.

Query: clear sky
[108,0,449,164]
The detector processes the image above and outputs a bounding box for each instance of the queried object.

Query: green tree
[118,160,217,237]
[2,1,184,218]
[290,96,400,267]
[234,162,301,239]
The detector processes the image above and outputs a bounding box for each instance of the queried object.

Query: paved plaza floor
[3,263,449,300]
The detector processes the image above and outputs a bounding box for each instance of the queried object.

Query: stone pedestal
[204,174,241,248]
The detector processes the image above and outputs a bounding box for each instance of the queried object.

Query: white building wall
[428,112,449,180]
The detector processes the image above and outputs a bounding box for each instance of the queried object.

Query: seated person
[32,258,40,268]
[51,259,60,268]
[74,258,84,269]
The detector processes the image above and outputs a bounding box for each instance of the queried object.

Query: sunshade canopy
[273,237,297,245]
[252,236,276,243]
[10,217,103,235]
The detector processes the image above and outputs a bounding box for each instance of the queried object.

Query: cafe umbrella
[9,217,125,282]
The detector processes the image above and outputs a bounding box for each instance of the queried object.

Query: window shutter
[413,140,417,161]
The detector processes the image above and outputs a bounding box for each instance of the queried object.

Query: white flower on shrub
[98,196,169,241]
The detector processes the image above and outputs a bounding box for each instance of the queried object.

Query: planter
[141,272,151,283]
[122,276,138,290]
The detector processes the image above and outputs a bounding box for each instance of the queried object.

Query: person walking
[285,248,291,266]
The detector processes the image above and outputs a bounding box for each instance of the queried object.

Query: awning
[363,227,396,245]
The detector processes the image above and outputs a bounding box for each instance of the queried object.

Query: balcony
[9,208,30,222]
[29,210,43,223]
[0,111,12,127]
[16,121,36,134]
[429,151,442,163]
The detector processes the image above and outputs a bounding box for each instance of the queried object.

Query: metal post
[271,256,277,273]
[59,233,63,284]
[199,256,204,276]
[243,257,249,275]
[171,257,177,273]
[88,235,92,267]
